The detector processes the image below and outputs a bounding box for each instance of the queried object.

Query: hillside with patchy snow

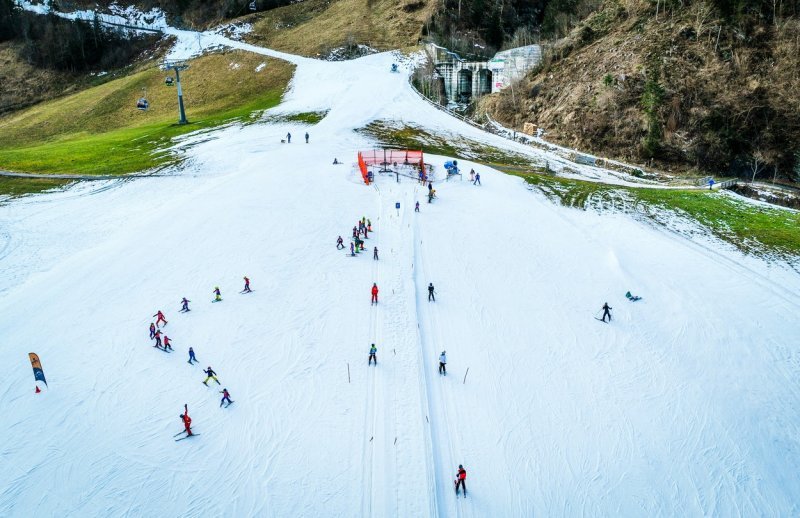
[2,10,800,517]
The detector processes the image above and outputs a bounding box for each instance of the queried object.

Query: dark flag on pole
[29,353,47,386]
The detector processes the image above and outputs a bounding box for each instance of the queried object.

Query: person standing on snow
[203,366,221,385]
[304,132,309,143]
[428,283,435,302]
[601,302,612,322]
[455,465,467,496]
[149,322,157,340]
[337,236,344,250]
[180,404,193,436]
[163,335,173,352]
[243,276,252,293]
[220,388,233,407]
[439,351,447,375]
[473,172,481,186]
[213,286,222,302]
[188,347,197,364]
[373,247,379,260]
[180,298,190,312]
[371,283,379,305]
[154,330,163,348]
[350,242,356,256]
[415,201,420,212]
[286,132,291,143]
[368,344,377,366]
[353,226,358,239]
[367,219,372,232]
[469,169,475,182]
[153,310,167,327]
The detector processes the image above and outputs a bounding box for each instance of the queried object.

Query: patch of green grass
[0,91,288,176]
[0,52,295,182]
[0,176,71,198]
[358,121,540,170]
[515,172,800,257]
[262,110,329,125]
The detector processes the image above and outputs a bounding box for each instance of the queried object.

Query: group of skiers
[340,216,376,258]
[148,277,256,438]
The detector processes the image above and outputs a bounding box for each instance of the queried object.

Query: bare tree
[749,151,767,183]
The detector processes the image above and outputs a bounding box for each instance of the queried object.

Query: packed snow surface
[3,15,800,518]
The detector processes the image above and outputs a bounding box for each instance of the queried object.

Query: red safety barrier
[357,149,426,185]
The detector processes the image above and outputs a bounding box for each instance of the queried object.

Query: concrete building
[425,43,542,103]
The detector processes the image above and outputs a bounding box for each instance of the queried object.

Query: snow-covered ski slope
[3,30,800,517]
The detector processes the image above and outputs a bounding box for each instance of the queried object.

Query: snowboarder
[350,242,356,256]
[373,247,379,260]
[213,286,222,302]
[286,132,291,143]
[180,297,190,312]
[371,283,379,305]
[243,276,252,293]
[439,351,447,375]
[153,329,163,348]
[368,344,377,366]
[415,201,420,212]
[149,323,157,340]
[455,465,467,496]
[188,347,197,364]
[625,291,642,301]
[601,302,612,322]
[180,404,193,436]
[337,236,344,250]
[163,335,173,352]
[153,310,167,327]
[220,388,233,407]
[203,366,221,385]
[473,172,481,186]
[428,283,435,302]
[304,132,309,143]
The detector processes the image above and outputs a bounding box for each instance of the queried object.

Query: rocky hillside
[480,0,800,181]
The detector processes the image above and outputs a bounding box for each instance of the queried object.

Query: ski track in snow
[3,7,800,517]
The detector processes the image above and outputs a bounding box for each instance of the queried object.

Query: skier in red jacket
[371,283,379,305]
[455,465,467,497]
[180,404,193,436]
[163,335,173,352]
[153,310,167,327]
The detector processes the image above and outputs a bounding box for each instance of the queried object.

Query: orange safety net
[357,149,426,184]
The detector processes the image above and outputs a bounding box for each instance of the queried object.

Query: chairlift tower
[162,60,190,124]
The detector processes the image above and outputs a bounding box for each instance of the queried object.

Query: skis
[239,290,254,294]
[153,345,172,353]
[222,401,235,408]
[175,433,201,442]
[594,317,609,323]
[212,299,222,303]
[179,309,190,313]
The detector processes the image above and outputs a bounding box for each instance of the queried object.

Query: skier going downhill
[368,344,377,366]
[337,236,344,250]
[455,465,467,496]
[601,302,612,322]
[371,283,379,305]
[179,404,193,436]
[153,310,167,327]
[428,283,435,302]
[180,298,190,312]
[305,132,309,143]
[203,366,221,385]
[149,323,157,339]
[163,335,173,352]
[350,242,355,256]
[154,330,163,348]
[213,287,222,302]
[439,351,447,375]
[220,388,233,407]
[243,276,252,293]
[188,347,197,364]
[373,247,379,260]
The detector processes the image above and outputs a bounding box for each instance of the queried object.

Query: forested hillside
[479,0,800,181]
